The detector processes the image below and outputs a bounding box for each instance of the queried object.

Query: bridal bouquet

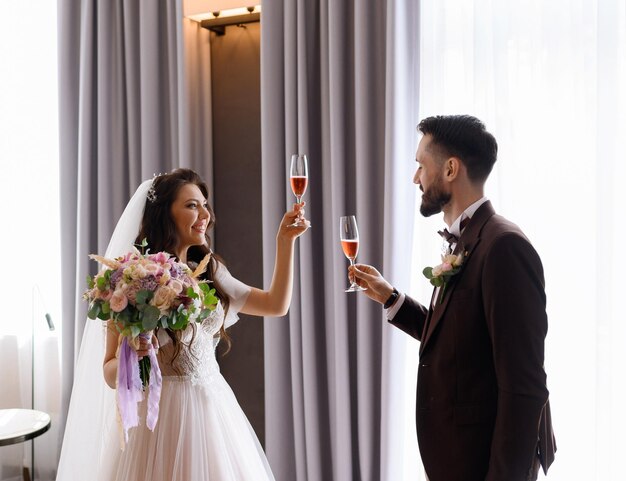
[84,240,218,444]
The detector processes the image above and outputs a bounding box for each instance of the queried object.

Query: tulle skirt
[99,375,274,481]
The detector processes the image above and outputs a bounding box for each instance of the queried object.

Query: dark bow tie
[438,228,458,245]
[437,217,470,246]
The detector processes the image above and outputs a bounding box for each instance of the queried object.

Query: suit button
[420,363,429,367]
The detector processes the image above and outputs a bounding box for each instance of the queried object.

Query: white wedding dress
[95,264,274,481]
[57,266,274,481]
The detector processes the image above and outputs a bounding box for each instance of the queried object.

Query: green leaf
[87,303,100,320]
[130,325,141,338]
[136,290,154,305]
[431,277,444,287]
[142,317,159,331]
[139,357,151,386]
[422,267,433,279]
[86,276,95,289]
[171,311,188,330]
[135,237,150,255]
[141,306,161,331]
[101,302,110,315]
[186,286,198,299]
[198,283,218,309]
[96,276,107,290]
[115,308,130,325]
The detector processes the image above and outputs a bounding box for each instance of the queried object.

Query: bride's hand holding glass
[278,202,310,240]
[288,154,309,227]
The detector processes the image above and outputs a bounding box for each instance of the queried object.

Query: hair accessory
[146,172,164,203]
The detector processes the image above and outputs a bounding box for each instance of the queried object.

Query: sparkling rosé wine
[290,176,308,197]
[341,239,359,260]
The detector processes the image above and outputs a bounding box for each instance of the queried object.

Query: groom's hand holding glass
[348,264,398,309]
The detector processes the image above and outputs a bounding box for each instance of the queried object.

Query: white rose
[152,286,177,312]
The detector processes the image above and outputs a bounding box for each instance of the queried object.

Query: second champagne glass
[289,154,308,227]
[340,215,366,292]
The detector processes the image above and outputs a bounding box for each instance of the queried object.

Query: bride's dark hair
[134,168,230,353]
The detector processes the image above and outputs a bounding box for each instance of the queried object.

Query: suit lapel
[420,201,496,354]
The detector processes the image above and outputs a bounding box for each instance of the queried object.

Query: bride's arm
[239,204,309,317]
[103,322,120,389]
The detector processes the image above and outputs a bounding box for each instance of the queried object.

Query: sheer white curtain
[410,0,626,479]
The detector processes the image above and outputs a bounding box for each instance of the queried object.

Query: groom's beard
[419,176,451,217]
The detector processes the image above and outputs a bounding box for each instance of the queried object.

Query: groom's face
[414,135,451,217]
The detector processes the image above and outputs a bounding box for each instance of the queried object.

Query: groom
[351,115,556,480]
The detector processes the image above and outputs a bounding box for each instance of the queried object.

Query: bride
[56,168,309,480]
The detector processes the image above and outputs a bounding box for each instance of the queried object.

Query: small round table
[0,409,51,447]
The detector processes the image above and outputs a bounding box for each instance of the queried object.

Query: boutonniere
[423,252,467,301]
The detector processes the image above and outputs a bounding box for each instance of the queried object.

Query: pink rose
[99,289,113,301]
[122,283,138,303]
[110,290,128,312]
[441,262,453,272]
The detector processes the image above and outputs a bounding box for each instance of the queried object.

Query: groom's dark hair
[418,115,498,183]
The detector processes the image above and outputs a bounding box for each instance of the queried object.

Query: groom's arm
[349,264,428,340]
[483,233,550,480]
[388,295,429,341]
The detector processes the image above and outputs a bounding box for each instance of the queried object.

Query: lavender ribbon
[144,333,162,431]
[116,333,162,447]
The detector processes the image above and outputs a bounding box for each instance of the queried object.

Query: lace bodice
[156,301,225,386]
[153,261,250,387]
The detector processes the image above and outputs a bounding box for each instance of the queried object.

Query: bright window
[408,1,626,479]
[0,1,61,477]
[0,1,61,338]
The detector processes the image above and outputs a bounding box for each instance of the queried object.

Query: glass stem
[349,258,356,285]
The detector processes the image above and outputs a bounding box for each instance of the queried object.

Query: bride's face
[170,183,210,256]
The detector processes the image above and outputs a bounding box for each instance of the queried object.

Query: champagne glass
[340,215,366,292]
[288,154,308,227]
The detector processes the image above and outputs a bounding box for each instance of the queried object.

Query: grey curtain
[57,0,211,447]
[261,1,420,480]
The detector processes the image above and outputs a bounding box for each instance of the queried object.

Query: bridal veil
[56,179,153,480]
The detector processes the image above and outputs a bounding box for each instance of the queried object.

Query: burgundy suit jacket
[391,201,556,481]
